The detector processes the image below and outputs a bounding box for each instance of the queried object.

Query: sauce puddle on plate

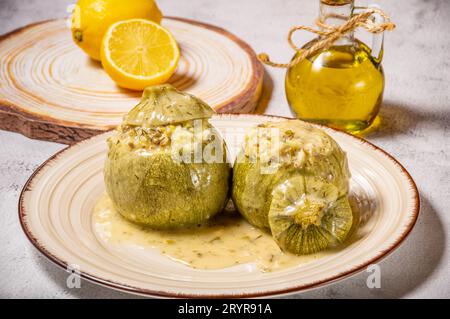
[93,193,330,272]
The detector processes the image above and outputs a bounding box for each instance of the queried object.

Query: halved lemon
[101,19,180,90]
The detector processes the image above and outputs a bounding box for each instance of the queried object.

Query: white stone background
[0,0,449,298]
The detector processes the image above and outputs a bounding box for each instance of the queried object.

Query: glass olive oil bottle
[285,0,385,132]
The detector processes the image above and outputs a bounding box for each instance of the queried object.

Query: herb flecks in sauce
[93,194,324,272]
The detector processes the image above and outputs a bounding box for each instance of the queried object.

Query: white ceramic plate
[19,114,419,298]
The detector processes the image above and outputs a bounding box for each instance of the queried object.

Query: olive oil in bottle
[286,40,384,132]
[285,0,387,132]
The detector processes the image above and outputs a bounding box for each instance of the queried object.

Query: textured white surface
[0,0,449,298]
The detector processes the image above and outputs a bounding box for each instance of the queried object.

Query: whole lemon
[71,0,162,61]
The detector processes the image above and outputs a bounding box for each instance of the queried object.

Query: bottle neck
[319,0,354,45]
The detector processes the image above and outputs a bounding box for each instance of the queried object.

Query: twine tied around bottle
[258,7,396,68]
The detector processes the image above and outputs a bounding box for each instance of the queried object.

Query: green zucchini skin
[104,85,231,229]
[231,120,352,254]
[105,143,230,229]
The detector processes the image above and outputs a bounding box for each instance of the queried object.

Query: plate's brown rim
[18,114,420,299]
[0,17,264,144]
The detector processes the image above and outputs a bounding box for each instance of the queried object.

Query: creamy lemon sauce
[92,194,335,272]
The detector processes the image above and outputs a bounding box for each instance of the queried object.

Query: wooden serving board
[0,17,263,144]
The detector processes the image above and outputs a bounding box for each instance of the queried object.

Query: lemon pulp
[101,19,180,90]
